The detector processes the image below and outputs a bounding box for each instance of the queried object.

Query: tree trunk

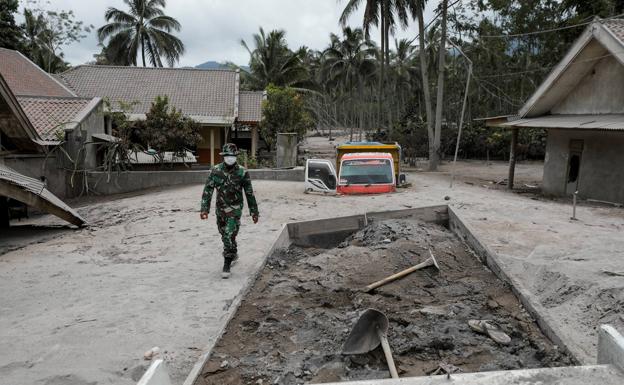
[141,36,146,67]
[430,0,448,171]
[417,3,434,167]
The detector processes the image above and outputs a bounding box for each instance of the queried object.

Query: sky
[19,0,437,68]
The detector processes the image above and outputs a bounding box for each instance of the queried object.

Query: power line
[479,13,624,39]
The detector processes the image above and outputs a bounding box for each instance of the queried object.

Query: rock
[220,360,229,368]
[143,346,160,360]
[487,299,500,309]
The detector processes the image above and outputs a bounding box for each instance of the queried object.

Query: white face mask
[224,156,237,166]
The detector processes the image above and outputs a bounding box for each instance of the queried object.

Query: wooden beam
[210,127,215,166]
[508,128,519,190]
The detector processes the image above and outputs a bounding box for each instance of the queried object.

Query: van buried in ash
[305,142,407,195]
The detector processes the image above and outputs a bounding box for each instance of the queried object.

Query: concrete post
[251,126,258,158]
[210,127,215,166]
[0,196,9,228]
[508,128,519,190]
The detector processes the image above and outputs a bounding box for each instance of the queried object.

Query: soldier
[200,143,259,278]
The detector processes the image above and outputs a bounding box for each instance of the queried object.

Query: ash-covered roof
[16,96,99,141]
[57,65,240,124]
[238,91,264,123]
[603,19,624,43]
[0,48,75,98]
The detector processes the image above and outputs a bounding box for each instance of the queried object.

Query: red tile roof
[16,96,94,140]
[0,48,75,97]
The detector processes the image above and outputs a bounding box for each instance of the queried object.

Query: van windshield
[339,159,393,185]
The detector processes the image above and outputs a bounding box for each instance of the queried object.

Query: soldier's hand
[252,214,259,224]
[200,212,208,220]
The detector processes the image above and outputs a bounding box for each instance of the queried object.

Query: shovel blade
[342,309,389,355]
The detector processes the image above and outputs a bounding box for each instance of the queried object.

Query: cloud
[26,0,437,68]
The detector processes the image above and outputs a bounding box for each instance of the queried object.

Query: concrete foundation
[182,204,624,385]
[543,129,624,204]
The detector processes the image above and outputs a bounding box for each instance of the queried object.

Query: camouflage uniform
[200,160,259,261]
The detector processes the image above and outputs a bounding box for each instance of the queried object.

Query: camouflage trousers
[216,215,240,260]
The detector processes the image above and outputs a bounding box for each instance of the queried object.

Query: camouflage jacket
[201,163,259,218]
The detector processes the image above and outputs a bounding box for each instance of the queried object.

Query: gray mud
[197,219,572,385]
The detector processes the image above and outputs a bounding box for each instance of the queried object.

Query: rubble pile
[198,219,572,385]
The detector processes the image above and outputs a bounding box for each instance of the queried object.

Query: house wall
[2,154,69,198]
[552,56,624,114]
[63,102,105,171]
[543,129,624,203]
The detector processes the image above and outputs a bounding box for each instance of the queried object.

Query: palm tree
[97,0,184,67]
[339,0,419,129]
[240,28,308,89]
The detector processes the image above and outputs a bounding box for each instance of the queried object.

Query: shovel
[342,308,399,379]
[363,250,439,293]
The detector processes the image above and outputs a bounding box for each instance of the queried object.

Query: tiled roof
[57,65,239,122]
[16,96,94,140]
[603,19,624,43]
[238,91,264,122]
[0,48,75,97]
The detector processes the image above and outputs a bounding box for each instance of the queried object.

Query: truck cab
[337,152,396,194]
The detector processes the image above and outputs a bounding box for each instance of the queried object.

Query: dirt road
[0,160,622,385]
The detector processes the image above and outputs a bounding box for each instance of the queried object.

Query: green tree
[0,0,23,50]
[139,95,201,157]
[260,85,314,150]
[21,3,92,73]
[97,0,185,67]
[241,27,308,89]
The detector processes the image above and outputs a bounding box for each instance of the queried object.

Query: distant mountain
[195,60,250,72]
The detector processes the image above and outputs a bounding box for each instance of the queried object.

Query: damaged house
[486,19,624,204]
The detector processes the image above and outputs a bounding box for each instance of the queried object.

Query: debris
[220,360,229,368]
[144,346,160,360]
[444,196,451,201]
[601,270,624,277]
[198,219,572,385]
[468,320,511,345]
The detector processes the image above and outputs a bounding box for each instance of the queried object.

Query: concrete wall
[2,154,69,198]
[63,101,105,171]
[552,56,624,114]
[86,168,304,196]
[543,129,624,204]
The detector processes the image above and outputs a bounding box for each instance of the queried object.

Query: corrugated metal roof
[501,114,624,130]
[0,48,75,97]
[0,163,85,226]
[238,91,263,122]
[57,65,239,122]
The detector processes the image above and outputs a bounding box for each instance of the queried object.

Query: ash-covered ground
[198,219,572,385]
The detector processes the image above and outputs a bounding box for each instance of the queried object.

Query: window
[339,159,393,185]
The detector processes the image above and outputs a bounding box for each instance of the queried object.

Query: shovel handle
[376,328,399,379]
[364,259,433,292]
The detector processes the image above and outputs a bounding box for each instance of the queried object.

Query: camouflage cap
[220,143,239,156]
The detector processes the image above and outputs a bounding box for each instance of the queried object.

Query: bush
[260,84,314,150]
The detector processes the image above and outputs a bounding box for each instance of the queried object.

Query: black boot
[221,257,232,279]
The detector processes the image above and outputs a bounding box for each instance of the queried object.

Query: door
[565,140,583,195]
[305,159,337,193]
